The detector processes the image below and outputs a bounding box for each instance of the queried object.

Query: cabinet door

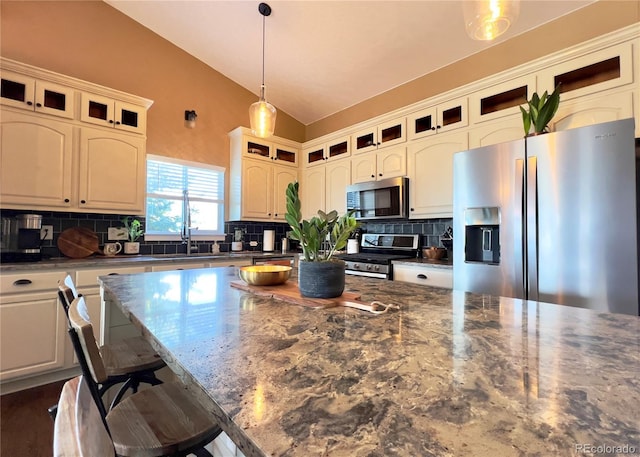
[273,165,298,221]
[436,97,468,134]
[377,118,406,149]
[407,131,468,219]
[114,101,146,134]
[351,154,377,184]
[301,167,325,220]
[241,158,272,220]
[0,110,74,209]
[244,137,272,162]
[393,264,453,288]
[551,90,634,133]
[0,294,66,381]
[80,93,115,129]
[303,144,326,167]
[326,135,351,160]
[78,128,146,213]
[1,72,75,119]
[468,114,524,148]
[377,146,406,180]
[273,142,298,167]
[352,126,378,154]
[325,159,351,215]
[408,106,438,140]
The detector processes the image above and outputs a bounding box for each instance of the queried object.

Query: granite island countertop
[99,268,640,457]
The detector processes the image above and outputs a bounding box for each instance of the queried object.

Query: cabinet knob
[115,121,121,125]
[80,199,86,204]
[64,198,70,203]
[274,213,278,217]
[26,101,33,106]
[430,127,436,131]
[36,103,42,108]
[378,173,383,177]
[109,120,114,124]
[377,142,381,146]
[417,274,428,280]
[13,279,33,286]
[371,174,375,178]
[436,125,442,129]
[410,208,414,211]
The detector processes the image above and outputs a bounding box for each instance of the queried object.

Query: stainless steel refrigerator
[453,118,638,316]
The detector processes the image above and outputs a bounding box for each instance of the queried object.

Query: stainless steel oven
[346,177,409,220]
[338,233,420,279]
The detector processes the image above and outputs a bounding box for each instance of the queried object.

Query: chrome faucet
[181,190,198,255]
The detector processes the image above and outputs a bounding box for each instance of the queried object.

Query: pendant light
[249,2,277,138]
[463,0,520,41]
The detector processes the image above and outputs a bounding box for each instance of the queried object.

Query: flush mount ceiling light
[249,2,277,138]
[463,0,520,41]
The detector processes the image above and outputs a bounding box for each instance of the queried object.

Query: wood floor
[1,379,67,457]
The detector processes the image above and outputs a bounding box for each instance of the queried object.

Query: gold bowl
[422,247,447,260]
[239,265,292,286]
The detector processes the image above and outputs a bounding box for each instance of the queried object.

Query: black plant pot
[298,259,345,298]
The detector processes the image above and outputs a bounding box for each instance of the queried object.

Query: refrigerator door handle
[514,158,525,298]
[526,156,539,300]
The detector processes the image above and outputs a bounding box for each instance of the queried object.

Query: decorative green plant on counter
[520,84,561,135]
[122,217,144,242]
[285,182,358,262]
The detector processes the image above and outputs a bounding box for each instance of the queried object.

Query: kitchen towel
[263,230,275,252]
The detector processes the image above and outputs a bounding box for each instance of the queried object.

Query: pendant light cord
[261,12,265,89]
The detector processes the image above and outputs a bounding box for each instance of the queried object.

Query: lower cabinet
[0,270,70,390]
[393,263,453,289]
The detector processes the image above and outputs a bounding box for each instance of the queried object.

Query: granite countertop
[0,251,296,272]
[99,268,640,457]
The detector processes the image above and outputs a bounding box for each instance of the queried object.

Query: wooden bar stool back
[67,295,221,457]
[57,274,165,409]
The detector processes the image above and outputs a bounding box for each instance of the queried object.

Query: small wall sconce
[184,110,197,129]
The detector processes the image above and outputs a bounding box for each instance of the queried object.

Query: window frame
[144,154,226,242]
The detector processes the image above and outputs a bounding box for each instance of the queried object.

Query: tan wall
[0,0,306,170]
[305,0,640,140]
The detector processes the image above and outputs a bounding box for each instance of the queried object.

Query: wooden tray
[230,280,361,309]
[57,227,101,258]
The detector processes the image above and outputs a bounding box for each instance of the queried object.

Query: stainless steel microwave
[346,177,409,220]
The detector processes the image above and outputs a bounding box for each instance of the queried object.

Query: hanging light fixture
[463,0,520,41]
[249,2,277,138]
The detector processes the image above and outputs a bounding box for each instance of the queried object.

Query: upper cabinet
[351,146,406,184]
[407,97,468,141]
[243,134,299,167]
[0,58,153,215]
[469,76,536,124]
[80,93,146,134]
[1,71,75,119]
[352,117,406,154]
[304,134,350,167]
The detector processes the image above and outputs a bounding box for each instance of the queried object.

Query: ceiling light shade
[250,2,276,138]
[463,0,520,41]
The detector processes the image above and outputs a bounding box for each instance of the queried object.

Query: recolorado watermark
[575,444,638,455]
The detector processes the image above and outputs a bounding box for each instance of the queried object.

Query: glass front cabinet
[1,71,75,119]
[243,137,299,167]
[80,93,147,134]
[352,117,406,154]
[407,97,468,141]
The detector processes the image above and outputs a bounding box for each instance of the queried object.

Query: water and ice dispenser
[464,207,500,264]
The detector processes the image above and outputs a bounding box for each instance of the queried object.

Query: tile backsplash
[0,209,452,258]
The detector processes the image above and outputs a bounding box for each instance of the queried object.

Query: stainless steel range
[338,233,420,279]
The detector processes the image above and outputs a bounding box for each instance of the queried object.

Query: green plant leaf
[520,106,531,135]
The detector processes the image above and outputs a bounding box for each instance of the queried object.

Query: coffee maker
[1,214,43,262]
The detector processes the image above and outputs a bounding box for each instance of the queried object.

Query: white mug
[103,242,122,256]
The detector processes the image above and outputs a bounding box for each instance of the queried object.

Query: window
[145,155,225,240]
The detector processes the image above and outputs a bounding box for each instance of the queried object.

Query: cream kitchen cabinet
[393,263,453,289]
[407,97,468,141]
[551,89,635,134]
[351,146,406,184]
[80,92,147,135]
[304,134,351,167]
[469,76,536,124]
[230,157,298,221]
[352,117,406,154]
[231,127,299,167]
[0,110,74,209]
[0,270,68,384]
[468,113,524,148]
[407,131,468,219]
[0,70,75,119]
[78,127,146,214]
[300,157,350,218]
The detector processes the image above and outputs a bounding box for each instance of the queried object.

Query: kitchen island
[99,267,639,457]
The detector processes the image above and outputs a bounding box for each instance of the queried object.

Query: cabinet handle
[64,198,70,203]
[417,274,427,280]
[115,121,121,125]
[36,103,42,108]
[13,279,33,286]
[378,173,383,177]
[377,142,381,146]
[109,120,114,124]
[80,200,86,204]
[274,213,278,217]
[371,174,375,178]
[410,208,414,211]
[430,127,436,131]
[26,101,33,106]
[436,125,442,129]
[107,273,120,275]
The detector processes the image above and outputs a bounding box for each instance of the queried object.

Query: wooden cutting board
[230,280,361,309]
[57,227,101,258]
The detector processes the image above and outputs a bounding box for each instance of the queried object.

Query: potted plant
[122,216,144,254]
[285,182,358,298]
[520,84,561,136]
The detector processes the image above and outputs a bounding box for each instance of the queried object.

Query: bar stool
[60,295,221,457]
[57,274,165,409]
